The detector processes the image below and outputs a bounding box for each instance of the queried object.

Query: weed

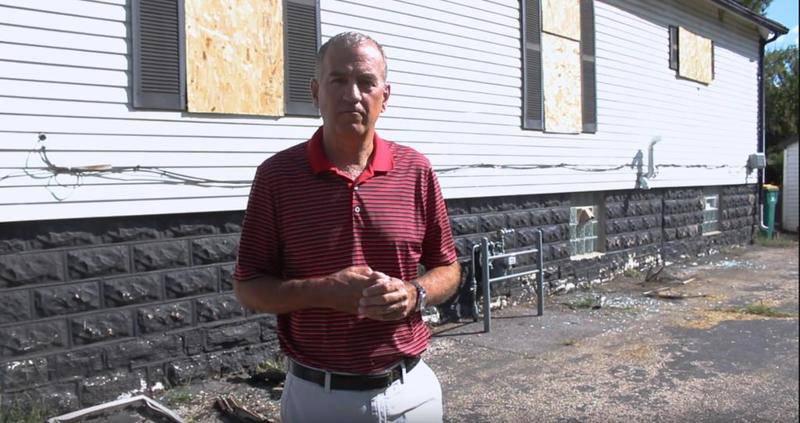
[0,402,52,423]
[614,305,638,313]
[623,268,643,279]
[256,357,285,374]
[713,301,799,319]
[568,296,598,309]
[755,234,797,248]
[253,354,287,383]
[742,303,797,318]
[164,388,192,405]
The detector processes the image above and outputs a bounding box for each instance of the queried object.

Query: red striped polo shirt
[235,127,456,373]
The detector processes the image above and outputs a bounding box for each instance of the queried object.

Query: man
[233,32,461,422]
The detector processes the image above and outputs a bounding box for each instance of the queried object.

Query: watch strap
[409,280,426,312]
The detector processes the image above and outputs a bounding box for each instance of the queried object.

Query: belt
[288,356,421,391]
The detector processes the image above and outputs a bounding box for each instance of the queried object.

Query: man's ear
[381,83,391,112]
[310,78,319,107]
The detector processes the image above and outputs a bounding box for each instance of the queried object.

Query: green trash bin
[762,184,779,239]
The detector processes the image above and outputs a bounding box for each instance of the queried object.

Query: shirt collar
[306,126,394,178]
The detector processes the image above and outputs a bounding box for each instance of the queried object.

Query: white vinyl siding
[0,0,763,222]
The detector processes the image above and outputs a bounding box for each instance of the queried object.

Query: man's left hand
[358,272,417,321]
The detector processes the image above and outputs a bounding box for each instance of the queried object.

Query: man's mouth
[340,111,364,120]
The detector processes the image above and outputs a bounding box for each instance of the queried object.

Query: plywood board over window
[541,0,581,41]
[185,0,284,115]
[542,33,582,134]
[678,26,713,85]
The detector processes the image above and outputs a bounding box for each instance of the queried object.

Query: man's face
[311,41,390,141]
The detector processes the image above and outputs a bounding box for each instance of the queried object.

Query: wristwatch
[409,280,427,312]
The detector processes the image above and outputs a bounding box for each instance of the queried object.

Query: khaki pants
[280,359,443,423]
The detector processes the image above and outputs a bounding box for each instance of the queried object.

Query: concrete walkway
[428,244,799,422]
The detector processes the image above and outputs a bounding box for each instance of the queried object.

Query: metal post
[481,237,491,333]
[469,243,481,322]
[537,228,544,316]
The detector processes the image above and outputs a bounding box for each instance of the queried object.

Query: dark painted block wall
[0,185,756,413]
[0,212,277,412]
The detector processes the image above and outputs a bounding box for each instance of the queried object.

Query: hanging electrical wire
[0,133,746,202]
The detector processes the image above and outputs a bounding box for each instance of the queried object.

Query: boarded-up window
[669,26,714,85]
[132,0,186,110]
[523,0,595,133]
[131,0,318,116]
[184,0,284,115]
[542,33,582,134]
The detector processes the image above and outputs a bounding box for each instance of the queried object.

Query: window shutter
[580,0,596,133]
[285,0,319,116]
[131,0,185,110]
[711,40,715,79]
[522,0,543,130]
[669,26,679,71]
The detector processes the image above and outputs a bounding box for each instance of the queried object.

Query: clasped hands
[328,266,417,321]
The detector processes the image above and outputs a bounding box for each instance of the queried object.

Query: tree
[738,0,773,15]
[764,45,799,185]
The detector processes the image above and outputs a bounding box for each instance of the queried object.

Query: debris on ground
[47,395,183,423]
[644,265,664,282]
[712,259,766,270]
[214,396,273,423]
[642,286,708,300]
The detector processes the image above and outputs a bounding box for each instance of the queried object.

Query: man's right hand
[325,265,375,314]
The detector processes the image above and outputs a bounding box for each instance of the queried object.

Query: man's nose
[342,81,361,102]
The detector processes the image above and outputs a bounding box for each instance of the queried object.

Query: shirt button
[354,186,359,191]
[354,206,361,213]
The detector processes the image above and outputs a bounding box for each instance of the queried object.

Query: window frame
[521,0,596,133]
[702,194,721,235]
[568,193,606,258]
[130,0,320,116]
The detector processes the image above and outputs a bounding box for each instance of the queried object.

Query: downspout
[756,32,780,237]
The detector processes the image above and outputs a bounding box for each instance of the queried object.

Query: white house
[0,0,787,412]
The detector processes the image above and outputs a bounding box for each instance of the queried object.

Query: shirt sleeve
[421,166,457,269]
[234,165,281,281]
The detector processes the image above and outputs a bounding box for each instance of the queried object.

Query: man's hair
[314,31,388,81]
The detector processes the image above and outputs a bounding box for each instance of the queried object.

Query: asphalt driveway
[428,243,799,422]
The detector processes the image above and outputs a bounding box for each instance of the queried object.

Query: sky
[766,0,799,50]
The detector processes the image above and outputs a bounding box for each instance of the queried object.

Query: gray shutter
[131,0,186,110]
[285,0,319,116]
[669,26,679,71]
[711,40,715,80]
[580,0,596,133]
[522,0,543,130]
